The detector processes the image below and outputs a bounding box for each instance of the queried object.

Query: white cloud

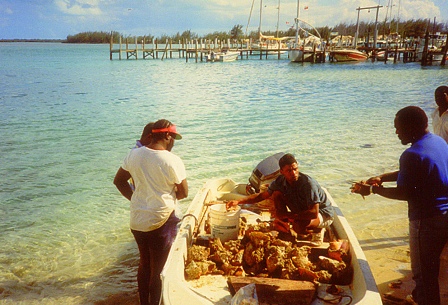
[399,0,441,21]
[54,0,103,15]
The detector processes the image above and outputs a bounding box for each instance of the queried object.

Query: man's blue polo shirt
[397,133,448,221]
[268,173,333,219]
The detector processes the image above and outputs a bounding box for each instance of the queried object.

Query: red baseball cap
[152,125,182,140]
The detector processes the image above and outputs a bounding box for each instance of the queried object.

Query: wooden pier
[420,30,448,66]
[109,35,446,66]
[370,46,419,64]
[359,37,447,65]
[109,35,327,62]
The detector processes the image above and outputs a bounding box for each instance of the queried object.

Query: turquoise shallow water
[0,42,447,304]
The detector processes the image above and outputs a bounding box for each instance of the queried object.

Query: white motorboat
[330,49,368,62]
[161,154,381,305]
[205,50,239,62]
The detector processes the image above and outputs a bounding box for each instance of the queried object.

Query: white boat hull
[331,49,368,62]
[161,178,381,304]
[289,49,315,62]
[205,51,239,62]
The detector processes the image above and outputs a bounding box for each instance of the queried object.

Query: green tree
[65,18,447,44]
[230,24,243,39]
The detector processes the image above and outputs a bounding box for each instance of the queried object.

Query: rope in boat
[316,294,353,304]
[181,213,198,235]
[315,284,353,304]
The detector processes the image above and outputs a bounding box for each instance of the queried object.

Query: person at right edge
[432,85,448,143]
[432,85,448,305]
[351,106,448,305]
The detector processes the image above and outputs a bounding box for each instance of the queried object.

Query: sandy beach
[367,249,414,304]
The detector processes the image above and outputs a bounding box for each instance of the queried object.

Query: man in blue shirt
[352,106,448,305]
[227,153,333,235]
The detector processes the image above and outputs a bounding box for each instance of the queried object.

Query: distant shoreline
[0,39,66,43]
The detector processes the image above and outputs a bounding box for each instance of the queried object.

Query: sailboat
[288,0,324,62]
[247,0,288,54]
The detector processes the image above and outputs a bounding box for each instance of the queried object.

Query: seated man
[227,153,333,234]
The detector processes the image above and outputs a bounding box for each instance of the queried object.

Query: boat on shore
[205,50,240,62]
[161,154,381,305]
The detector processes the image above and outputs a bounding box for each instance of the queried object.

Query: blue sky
[0,0,446,39]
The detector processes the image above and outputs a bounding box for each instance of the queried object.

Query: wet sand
[94,292,139,305]
[367,249,415,304]
[381,274,415,305]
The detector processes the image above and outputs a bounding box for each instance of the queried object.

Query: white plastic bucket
[209,204,241,242]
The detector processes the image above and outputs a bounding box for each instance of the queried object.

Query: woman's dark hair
[141,122,154,139]
[152,119,173,140]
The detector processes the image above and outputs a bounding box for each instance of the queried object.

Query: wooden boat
[161,174,381,304]
[205,50,239,62]
[330,49,368,62]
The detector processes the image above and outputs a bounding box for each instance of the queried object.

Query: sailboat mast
[294,0,300,44]
[259,0,263,39]
[276,0,281,37]
[388,0,393,32]
[246,0,256,37]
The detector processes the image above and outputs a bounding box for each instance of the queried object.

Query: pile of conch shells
[185,222,353,285]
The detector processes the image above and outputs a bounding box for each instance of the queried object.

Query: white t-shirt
[122,147,186,232]
[432,108,448,143]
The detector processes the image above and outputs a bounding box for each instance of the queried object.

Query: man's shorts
[318,213,334,228]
